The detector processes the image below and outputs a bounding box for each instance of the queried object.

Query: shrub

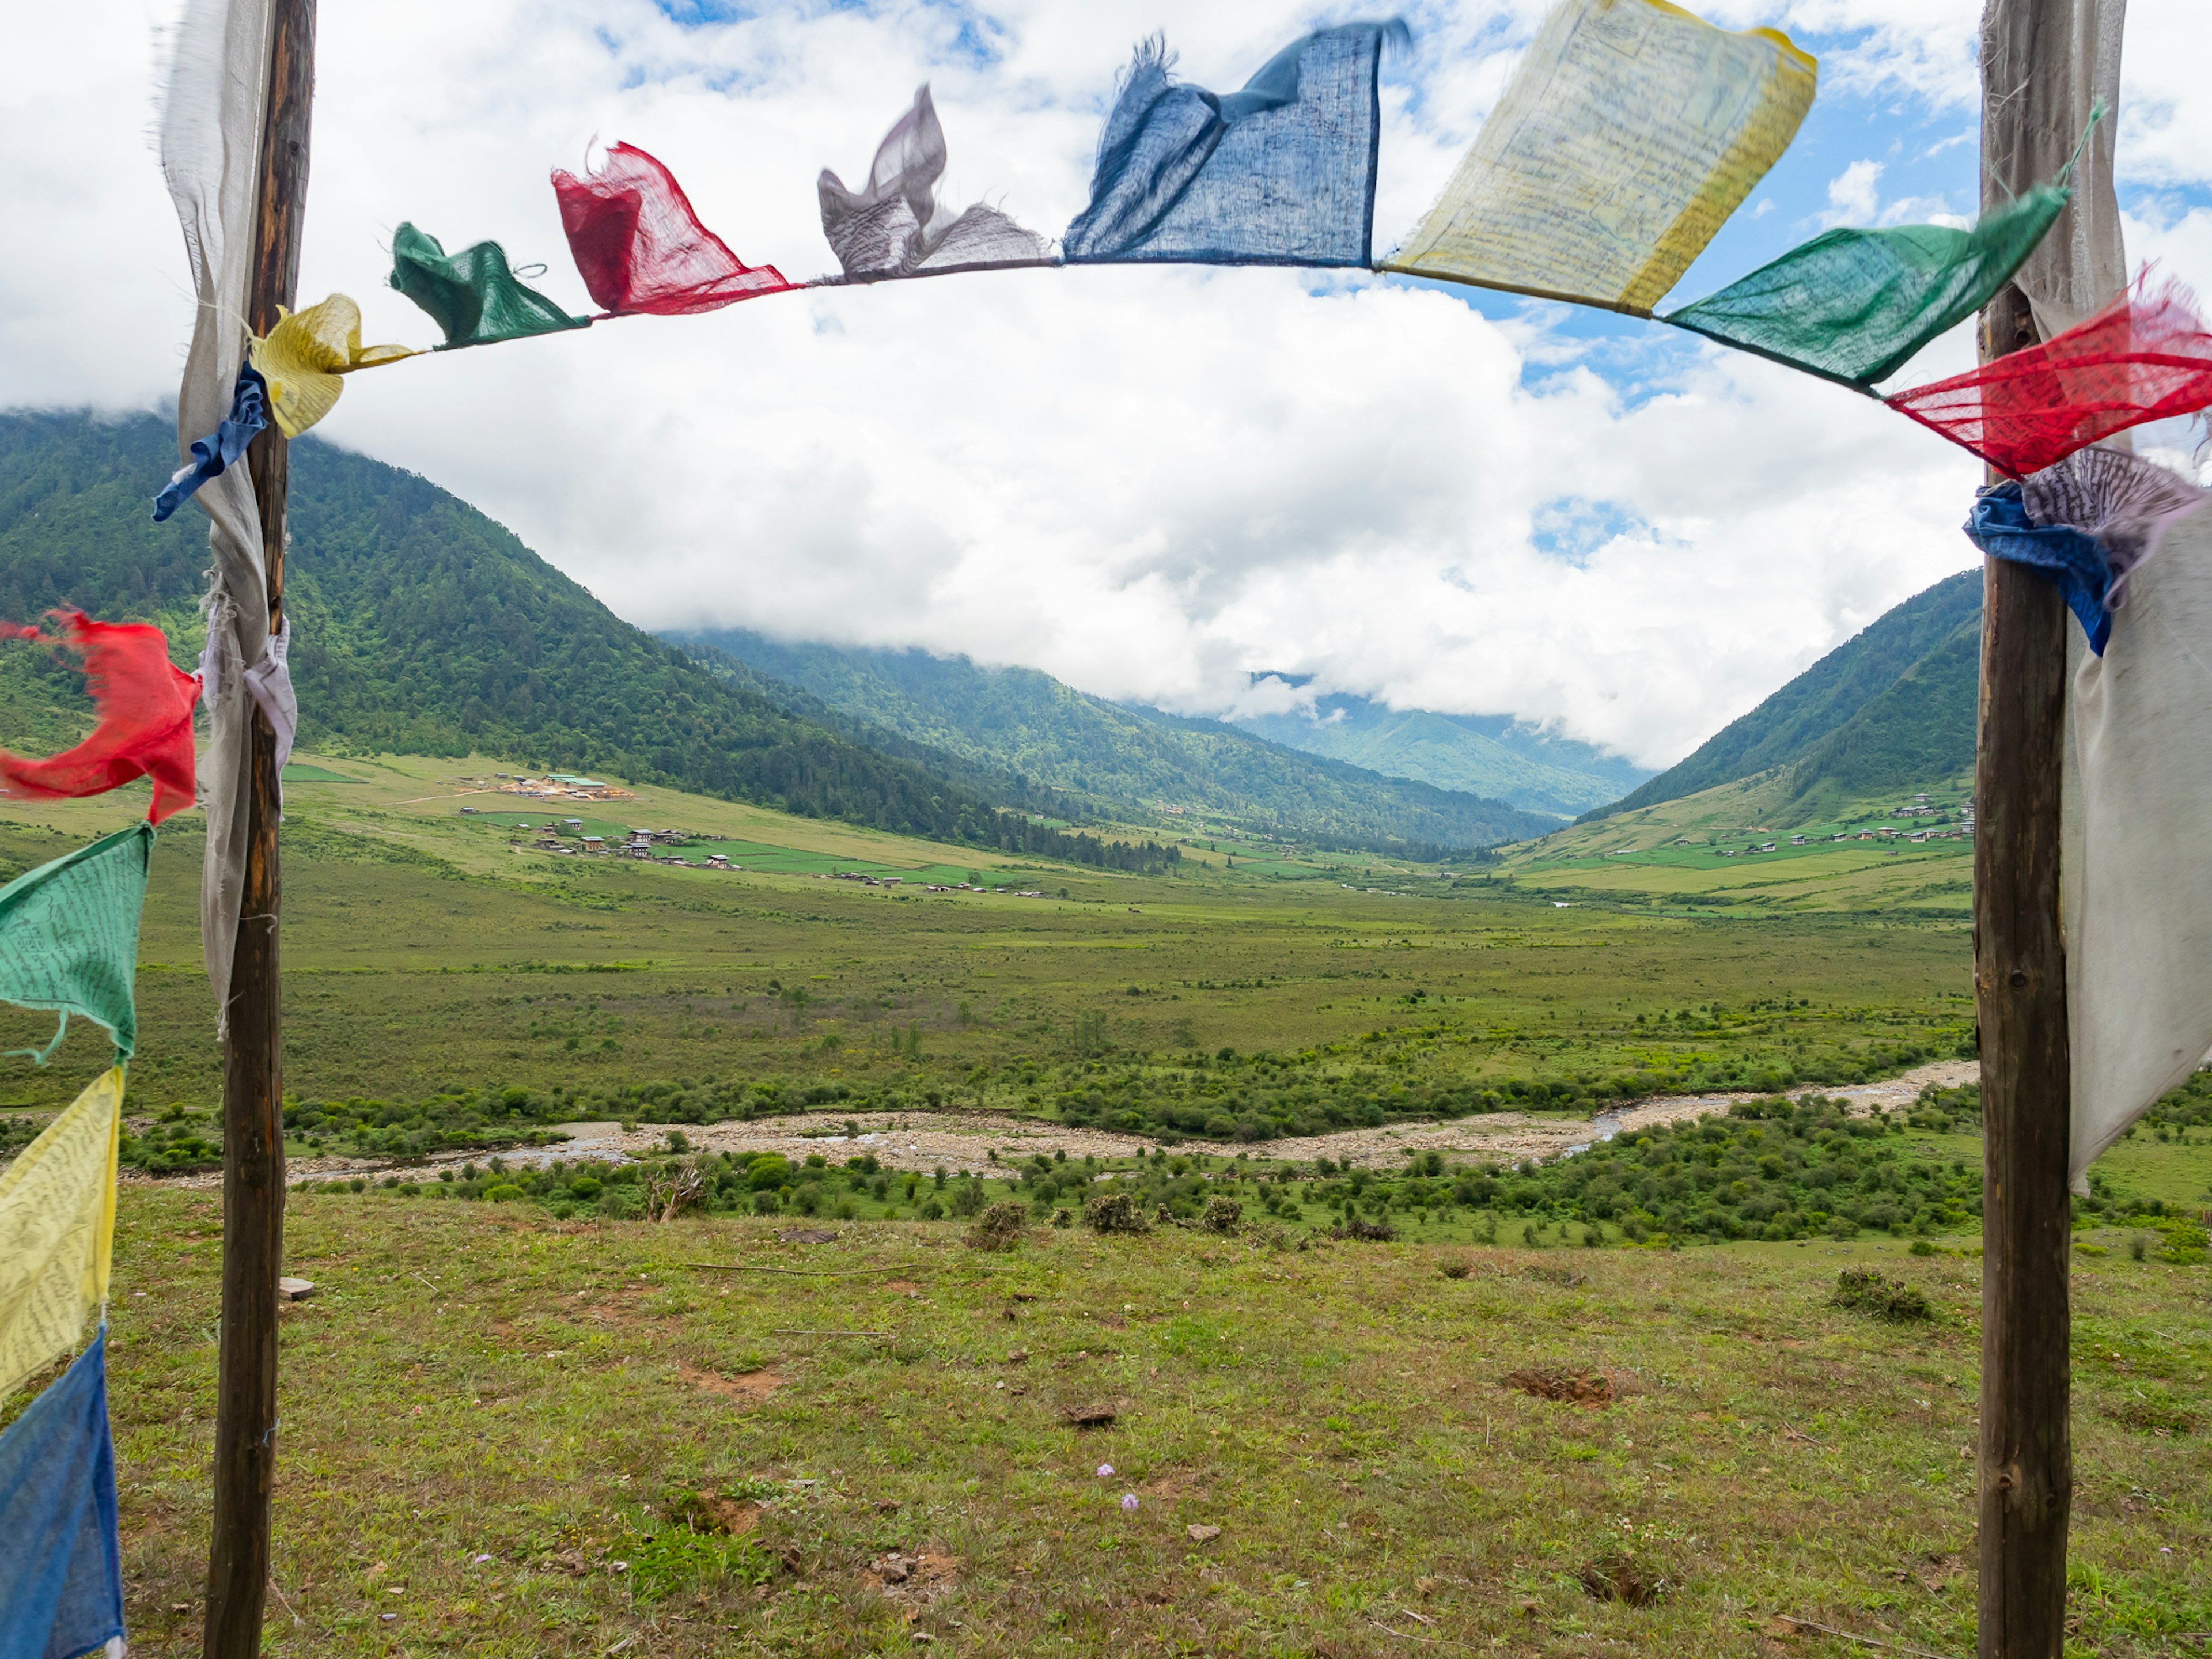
[1330,1219,1397,1242]
[918,1199,945,1221]
[1201,1197,1243,1234]
[965,1202,1029,1251]
[950,1180,987,1218]
[482,1183,525,1203]
[1084,1194,1149,1234]
[1831,1268,1933,1322]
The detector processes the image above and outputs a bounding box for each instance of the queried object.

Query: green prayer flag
[1662,185,2069,389]
[0,824,151,1063]
[388,222,592,350]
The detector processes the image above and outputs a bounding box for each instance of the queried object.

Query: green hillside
[0,411,1169,869]
[676,628,1556,854]
[1586,570,1982,822]
[1229,690,1649,817]
[1784,616,1978,816]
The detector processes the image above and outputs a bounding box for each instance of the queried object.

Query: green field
[0,753,1973,1152]
[8,751,2208,1657]
[74,1183,2212,1658]
[1493,770,1975,915]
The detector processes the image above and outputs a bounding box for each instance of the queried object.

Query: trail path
[150,1059,1977,1189]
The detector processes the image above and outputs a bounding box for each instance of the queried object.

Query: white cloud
[2,0,2207,772]
[1819,158,1885,228]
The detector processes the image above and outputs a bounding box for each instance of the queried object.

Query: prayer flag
[2021,445,2209,609]
[151,362,266,524]
[0,828,151,1066]
[1664,186,2067,388]
[554,142,794,316]
[0,1331,124,1659]
[1965,481,2113,654]
[1380,0,1816,315]
[1062,22,1404,268]
[1885,274,2212,477]
[818,87,1053,282]
[0,1073,124,1400]
[159,0,282,1033]
[248,293,415,438]
[2065,506,2212,1183]
[0,618,197,828]
[388,223,592,349]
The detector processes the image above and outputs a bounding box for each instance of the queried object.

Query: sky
[3,0,2209,771]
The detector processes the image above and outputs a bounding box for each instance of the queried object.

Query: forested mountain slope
[1230,691,1649,817]
[674,627,1558,853]
[1583,570,1982,823]
[0,411,1122,855]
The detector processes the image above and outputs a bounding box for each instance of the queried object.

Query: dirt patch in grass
[680,1364,786,1402]
[1578,1550,1669,1605]
[862,1548,959,1600]
[1504,1366,1641,1407]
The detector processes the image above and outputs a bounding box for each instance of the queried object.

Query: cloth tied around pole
[1965,480,2115,653]
[247,293,416,438]
[0,1329,124,1659]
[1886,272,2212,476]
[1062,21,1404,268]
[554,142,794,316]
[151,361,266,523]
[2022,445,2210,609]
[0,617,198,827]
[817,86,1054,282]
[388,222,592,349]
[0,1071,124,1401]
[1378,0,1816,315]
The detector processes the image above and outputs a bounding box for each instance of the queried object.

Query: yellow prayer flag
[249,293,418,439]
[1380,0,1816,316]
[0,1066,123,1399]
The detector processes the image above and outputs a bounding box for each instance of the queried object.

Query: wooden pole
[1975,5,2075,1650]
[203,3,313,1653]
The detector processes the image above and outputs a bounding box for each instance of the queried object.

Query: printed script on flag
[1381,0,1816,315]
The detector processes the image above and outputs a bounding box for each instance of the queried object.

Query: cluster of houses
[498,819,733,870]
[815,873,1050,896]
[489,772,635,801]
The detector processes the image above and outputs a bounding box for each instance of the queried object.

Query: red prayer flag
[1885,274,2212,478]
[0,613,199,824]
[552,142,794,317]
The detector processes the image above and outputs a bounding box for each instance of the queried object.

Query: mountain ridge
[671,627,1558,854]
[1229,689,1650,817]
[1580,570,1983,824]
[0,411,1177,869]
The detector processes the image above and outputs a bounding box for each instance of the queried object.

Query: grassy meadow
[85,1185,2212,1658]
[5,753,2208,1656]
[0,753,1972,1150]
[1494,770,1975,915]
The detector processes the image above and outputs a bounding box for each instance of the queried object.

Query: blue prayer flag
[152,363,267,524]
[0,1331,124,1659]
[1063,22,1404,268]
[1965,481,2113,654]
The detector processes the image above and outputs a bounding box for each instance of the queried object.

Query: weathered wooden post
[1974,0,2109,1650]
[203,2,313,1653]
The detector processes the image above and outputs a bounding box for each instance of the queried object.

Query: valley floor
[96,1188,2210,1657]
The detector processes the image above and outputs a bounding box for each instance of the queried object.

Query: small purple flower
[1121,1493,1139,1513]
[1096,1463,1113,1479]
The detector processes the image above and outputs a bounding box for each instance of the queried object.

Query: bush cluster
[294,1145,955,1221]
